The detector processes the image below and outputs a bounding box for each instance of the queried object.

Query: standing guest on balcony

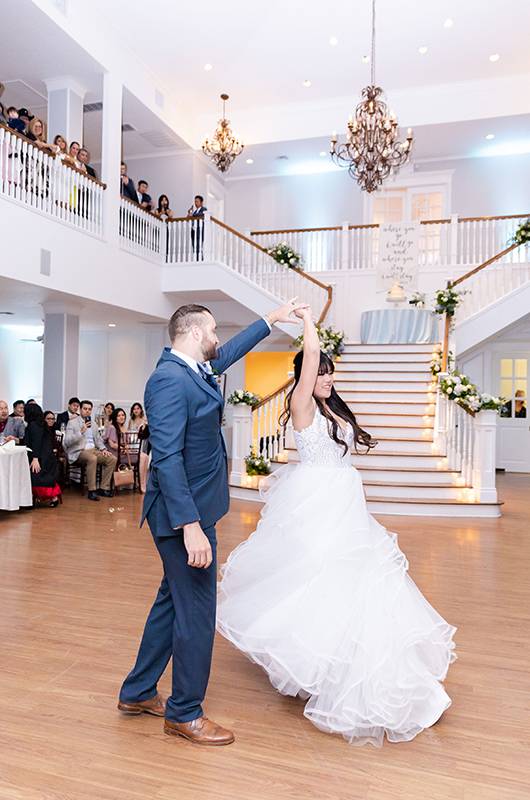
[120,161,137,202]
[51,134,68,160]
[65,141,82,169]
[155,194,174,221]
[17,107,33,134]
[136,180,152,212]
[187,195,208,260]
[64,400,117,502]
[56,397,81,432]
[0,82,5,124]
[6,107,25,134]
[0,400,25,443]
[24,403,62,508]
[26,119,53,154]
[78,147,97,179]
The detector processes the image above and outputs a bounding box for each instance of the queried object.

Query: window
[499,358,528,418]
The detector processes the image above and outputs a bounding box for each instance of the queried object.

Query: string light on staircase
[330,0,413,192]
[202,93,244,173]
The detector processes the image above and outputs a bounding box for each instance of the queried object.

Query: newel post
[229,404,253,486]
[472,410,498,503]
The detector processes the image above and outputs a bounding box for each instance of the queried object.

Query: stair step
[355,414,434,427]
[341,343,439,354]
[344,401,435,414]
[335,370,432,381]
[356,466,462,485]
[365,426,434,439]
[351,451,446,467]
[337,358,432,371]
[363,482,471,500]
[336,383,433,394]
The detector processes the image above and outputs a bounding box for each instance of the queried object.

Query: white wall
[0,326,44,405]
[224,153,530,232]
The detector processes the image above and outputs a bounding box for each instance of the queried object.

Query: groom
[118,299,306,745]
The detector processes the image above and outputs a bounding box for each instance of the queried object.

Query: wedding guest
[0,399,25,443]
[102,402,115,437]
[155,194,174,220]
[6,107,26,134]
[24,403,62,508]
[501,389,527,419]
[129,402,149,492]
[10,400,25,419]
[120,161,137,202]
[51,134,68,160]
[67,141,81,167]
[44,410,57,431]
[26,118,53,153]
[56,397,81,431]
[64,400,117,501]
[78,147,97,178]
[188,195,207,259]
[17,107,33,134]
[137,180,152,211]
[105,408,130,462]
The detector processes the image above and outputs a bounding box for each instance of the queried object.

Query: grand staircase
[231,341,502,517]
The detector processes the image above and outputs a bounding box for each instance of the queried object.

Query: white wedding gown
[217,408,456,746]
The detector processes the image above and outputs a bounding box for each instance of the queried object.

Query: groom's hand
[266,297,311,326]
[183,522,213,569]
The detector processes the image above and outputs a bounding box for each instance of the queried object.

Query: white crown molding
[44,75,88,98]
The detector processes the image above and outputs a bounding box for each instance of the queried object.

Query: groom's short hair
[169,304,212,341]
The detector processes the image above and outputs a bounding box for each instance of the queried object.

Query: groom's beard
[201,341,218,362]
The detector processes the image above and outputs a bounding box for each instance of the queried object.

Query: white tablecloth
[0,446,33,511]
[360,308,439,344]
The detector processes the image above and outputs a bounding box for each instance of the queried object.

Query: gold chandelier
[202,93,244,173]
[330,0,413,193]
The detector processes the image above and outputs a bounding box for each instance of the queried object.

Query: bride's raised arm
[290,308,321,430]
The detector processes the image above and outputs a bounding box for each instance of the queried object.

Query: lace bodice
[293,408,353,468]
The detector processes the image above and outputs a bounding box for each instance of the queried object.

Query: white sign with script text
[376,222,420,293]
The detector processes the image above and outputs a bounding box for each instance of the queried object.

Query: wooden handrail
[254,378,294,410]
[0,121,107,189]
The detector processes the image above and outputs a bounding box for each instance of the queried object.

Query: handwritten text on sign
[376,222,420,293]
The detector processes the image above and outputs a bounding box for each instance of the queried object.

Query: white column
[101,71,123,246]
[472,409,498,503]
[433,375,447,455]
[229,404,253,486]
[42,310,80,412]
[44,76,87,145]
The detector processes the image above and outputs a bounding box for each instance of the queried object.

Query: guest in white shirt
[64,400,117,501]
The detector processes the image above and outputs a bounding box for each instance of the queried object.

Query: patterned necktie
[198,364,219,393]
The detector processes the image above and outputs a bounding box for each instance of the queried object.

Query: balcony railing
[119,197,165,259]
[0,122,106,236]
[250,214,529,272]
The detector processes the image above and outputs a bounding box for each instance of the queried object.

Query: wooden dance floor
[0,473,529,800]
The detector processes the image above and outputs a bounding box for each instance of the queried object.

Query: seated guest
[64,400,117,501]
[24,403,62,508]
[129,402,149,492]
[105,408,132,462]
[155,194,174,220]
[136,180,152,211]
[78,147,97,178]
[120,161,137,202]
[56,397,80,431]
[44,410,57,431]
[102,401,115,437]
[0,399,25,442]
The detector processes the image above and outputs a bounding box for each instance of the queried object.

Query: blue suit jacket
[141,318,270,535]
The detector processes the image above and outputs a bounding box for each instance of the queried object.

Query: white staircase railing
[168,215,333,323]
[250,214,529,272]
[119,198,165,260]
[0,122,105,236]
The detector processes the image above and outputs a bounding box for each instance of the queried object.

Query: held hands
[267,297,311,325]
[183,522,213,569]
[293,305,314,321]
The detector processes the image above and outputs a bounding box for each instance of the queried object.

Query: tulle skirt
[217,463,457,746]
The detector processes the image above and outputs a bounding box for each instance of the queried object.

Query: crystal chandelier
[330,0,413,193]
[202,93,244,173]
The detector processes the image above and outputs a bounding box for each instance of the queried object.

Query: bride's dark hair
[280,350,376,455]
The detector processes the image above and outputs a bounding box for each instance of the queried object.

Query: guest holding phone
[63,400,117,501]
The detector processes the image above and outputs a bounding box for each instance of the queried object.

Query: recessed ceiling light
[329,36,338,46]
[489,53,500,62]
[361,55,370,63]
[276,155,289,161]
[245,158,254,164]
[204,63,213,71]
[485,133,495,140]
[303,79,312,88]
[443,18,454,28]
[108,323,116,328]
[319,151,327,157]
[418,46,428,55]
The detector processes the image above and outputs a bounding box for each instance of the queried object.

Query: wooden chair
[118,431,141,492]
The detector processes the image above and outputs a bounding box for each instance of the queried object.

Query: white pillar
[42,311,80,412]
[229,404,253,486]
[472,409,498,503]
[433,374,447,455]
[101,71,123,246]
[44,76,87,145]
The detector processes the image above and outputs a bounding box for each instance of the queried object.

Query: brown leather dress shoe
[164,716,235,746]
[117,693,166,717]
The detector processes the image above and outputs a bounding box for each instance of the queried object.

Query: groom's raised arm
[210,318,271,374]
[146,370,200,529]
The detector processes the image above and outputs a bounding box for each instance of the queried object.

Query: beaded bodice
[293,408,353,468]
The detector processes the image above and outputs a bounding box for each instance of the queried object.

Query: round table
[0,446,33,510]
[360,308,439,344]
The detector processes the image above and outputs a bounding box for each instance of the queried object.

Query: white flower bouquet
[227,389,261,408]
[244,448,271,476]
[267,242,303,270]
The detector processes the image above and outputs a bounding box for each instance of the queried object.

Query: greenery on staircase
[245,448,272,476]
[267,242,303,269]
[510,218,530,246]
[440,370,504,413]
[293,324,345,359]
[228,389,261,408]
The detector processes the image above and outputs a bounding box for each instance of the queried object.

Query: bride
[217,306,456,746]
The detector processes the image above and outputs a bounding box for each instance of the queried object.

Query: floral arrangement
[433,286,462,317]
[440,370,504,413]
[430,349,453,376]
[510,218,530,247]
[293,324,345,360]
[227,389,261,408]
[244,448,271,476]
[409,291,426,308]
[267,242,303,270]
